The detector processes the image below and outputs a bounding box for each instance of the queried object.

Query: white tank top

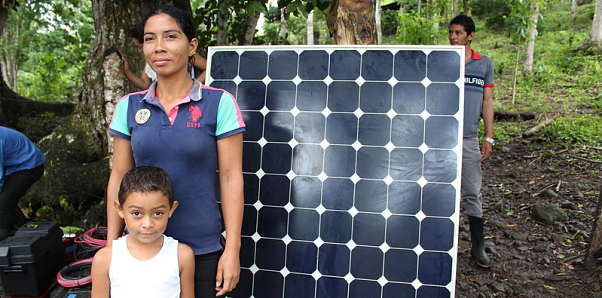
[109,235,180,298]
[145,63,157,81]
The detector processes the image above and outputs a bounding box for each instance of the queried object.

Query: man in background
[449,15,495,268]
[0,126,46,240]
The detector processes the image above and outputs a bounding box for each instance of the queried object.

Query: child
[91,166,195,298]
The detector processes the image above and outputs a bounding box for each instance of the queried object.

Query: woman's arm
[215,133,243,296]
[120,52,152,90]
[106,137,135,242]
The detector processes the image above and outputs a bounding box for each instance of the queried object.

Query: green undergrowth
[542,116,602,147]
[465,1,602,153]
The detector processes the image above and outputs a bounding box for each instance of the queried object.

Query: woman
[106,6,244,297]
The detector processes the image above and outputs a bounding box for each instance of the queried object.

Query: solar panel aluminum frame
[207,45,465,298]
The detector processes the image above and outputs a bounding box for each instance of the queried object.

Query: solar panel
[208,45,464,298]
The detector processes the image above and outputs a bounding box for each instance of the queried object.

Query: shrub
[396,12,440,45]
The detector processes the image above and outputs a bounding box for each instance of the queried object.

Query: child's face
[132,38,143,53]
[116,191,177,245]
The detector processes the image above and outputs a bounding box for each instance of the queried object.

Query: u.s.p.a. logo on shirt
[187,106,203,128]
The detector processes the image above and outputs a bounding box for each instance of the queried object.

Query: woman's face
[142,13,197,79]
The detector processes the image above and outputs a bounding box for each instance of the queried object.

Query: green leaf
[61,226,85,234]
[246,1,266,16]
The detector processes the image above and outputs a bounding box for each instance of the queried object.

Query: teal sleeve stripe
[216,92,246,137]
[109,97,132,137]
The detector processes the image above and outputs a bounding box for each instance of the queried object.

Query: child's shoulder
[176,242,194,264]
[94,245,113,259]
[93,244,113,262]
[177,242,194,257]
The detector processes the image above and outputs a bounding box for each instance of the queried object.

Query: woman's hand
[215,248,240,296]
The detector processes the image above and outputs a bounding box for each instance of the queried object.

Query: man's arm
[480,86,494,161]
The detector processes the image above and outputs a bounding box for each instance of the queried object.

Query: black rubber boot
[468,216,492,268]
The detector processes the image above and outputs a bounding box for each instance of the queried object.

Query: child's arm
[119,52,152,90]
[193,53,207,83]
[178,243,196,298]
[91,246,112,298]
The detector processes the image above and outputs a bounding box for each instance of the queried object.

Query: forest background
[0,0,600,241]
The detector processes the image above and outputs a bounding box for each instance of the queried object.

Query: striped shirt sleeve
[216,92,246,139]
[109,96,132,140]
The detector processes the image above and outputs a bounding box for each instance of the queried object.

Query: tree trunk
[280,8,287,41]
[1,5,10,111]
[512,39,520,104]
[85,1,171,154]
[327,0,376,45]
[0,7,18,92]
[592,0,602,43]
[217,1,229,45]
[452,0,459,16]
[17,0,193,228]
[431,5,440,43]
[523,0,539,75]
[1,52,17,91]
[571,0,578,24]
[239,11,261,45]
[375,0,382,44]
[307,10,314,45]
[0,4,8,35]
[494,111,536,121]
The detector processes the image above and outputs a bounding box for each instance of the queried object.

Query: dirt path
[455,137,602,297]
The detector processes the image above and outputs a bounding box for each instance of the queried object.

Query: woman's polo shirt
[109,79,245,254]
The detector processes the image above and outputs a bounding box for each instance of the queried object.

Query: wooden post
[584,184,602,269]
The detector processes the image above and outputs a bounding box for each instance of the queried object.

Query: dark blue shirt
[0,127,46,192]
[110,80,245,254]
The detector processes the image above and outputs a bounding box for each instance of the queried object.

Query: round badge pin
[135,109,151,124]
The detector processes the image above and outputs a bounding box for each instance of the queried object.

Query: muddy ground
[455,135,602,298]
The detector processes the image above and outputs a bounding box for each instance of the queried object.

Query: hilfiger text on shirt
[465,76,485,87]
